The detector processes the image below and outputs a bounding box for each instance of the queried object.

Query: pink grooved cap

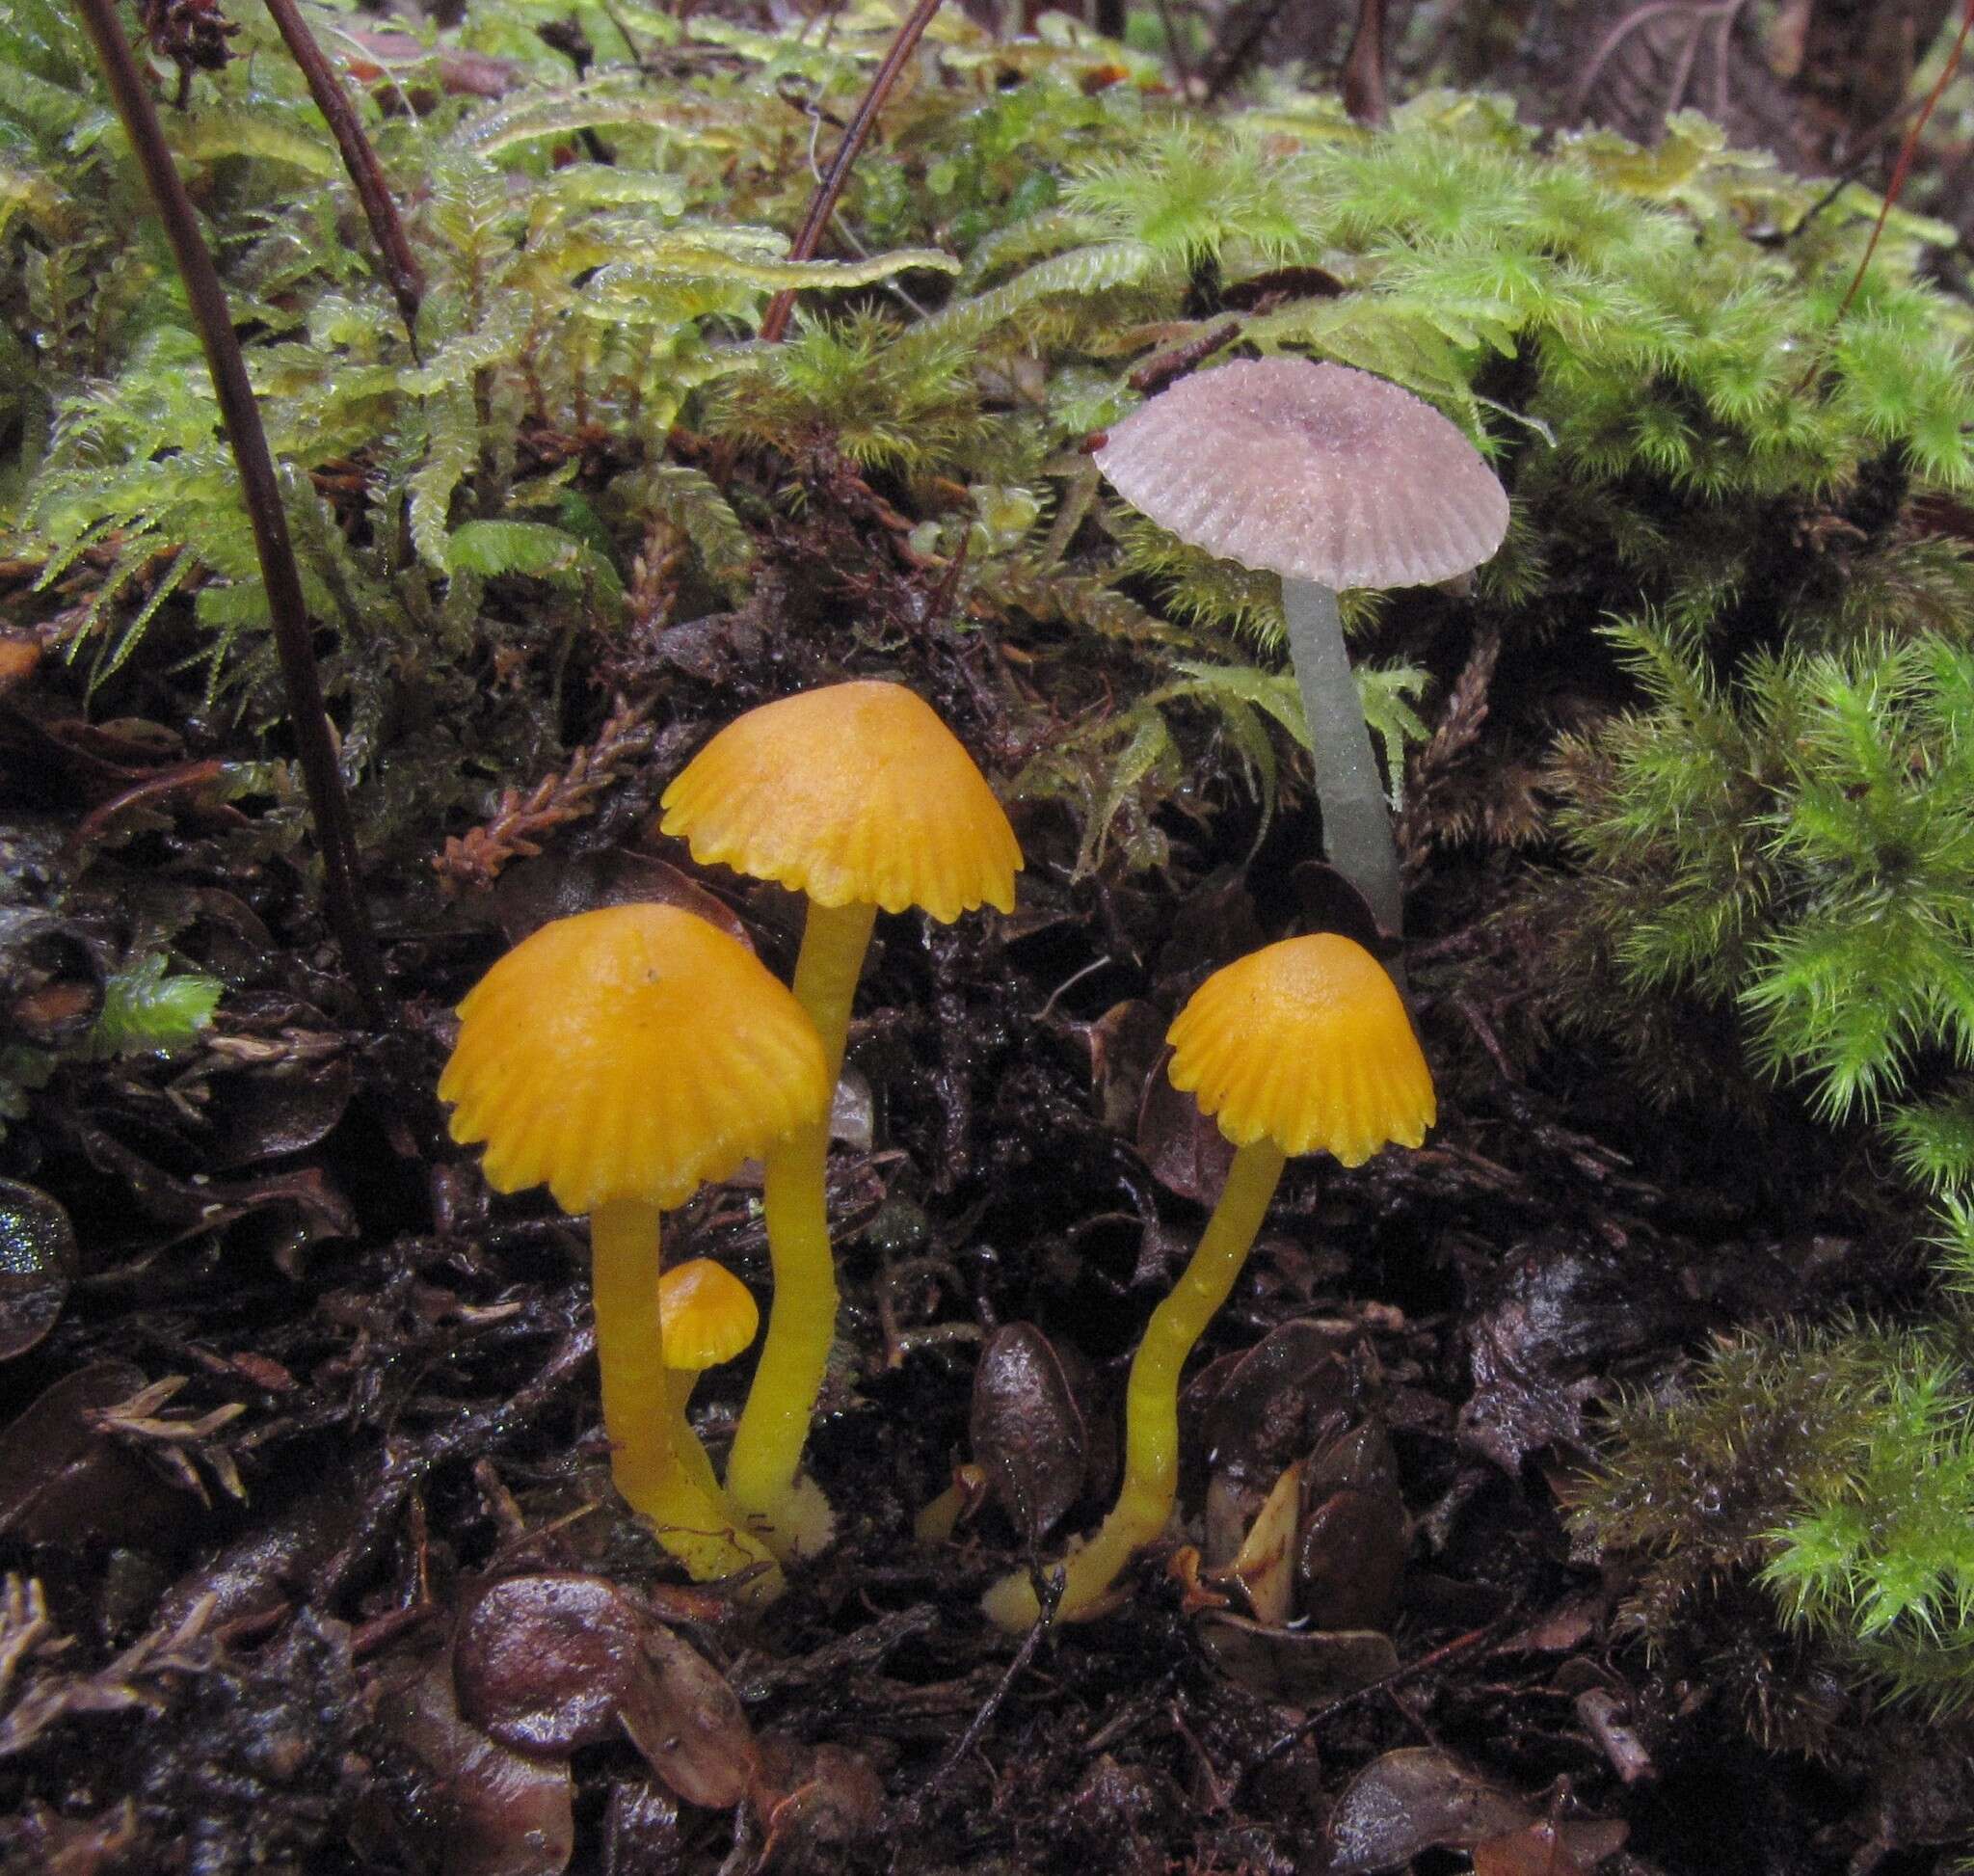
[1094,358,1509,592]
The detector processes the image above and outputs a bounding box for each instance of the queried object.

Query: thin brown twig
[1341,0,1388,125]
[259,0,424,343]
[1152,0,1193,94]
[759,0,945,345]
[1201,0,1294,103]
[1240,1613,1508,1790]
[74,0,389,1025]
[891,1567,1062,1840]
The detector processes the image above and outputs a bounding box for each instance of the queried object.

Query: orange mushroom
[657,1257,760,1514]
[660,680,1022,1557]
[440,903,829,1598]
[982,932,1433,1629]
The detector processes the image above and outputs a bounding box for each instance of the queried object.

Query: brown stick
[1202,0,1294,102]
[258,0,424,341]
[759,0,944,345]
[1341,0,1388,125]
[73,0,390,1024]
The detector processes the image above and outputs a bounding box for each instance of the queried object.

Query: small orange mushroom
[440,903,829,1598]
[657,1258,760,1514]
[982,932,1433,1629]
[660,681,1022,1557]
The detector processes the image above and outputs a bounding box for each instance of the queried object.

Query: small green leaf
[90,955,222,1059]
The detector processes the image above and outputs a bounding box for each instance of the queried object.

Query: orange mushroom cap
[439,904,830,1216]
[1165,932,1435,1167]
[658,1259,760,1372]
[657,681,1023,924]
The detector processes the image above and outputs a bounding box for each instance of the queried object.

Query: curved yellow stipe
[439,906,830,1600]
[724,899,874,1558]
[983,1140,1286,1629]
[591,1200,784,1601]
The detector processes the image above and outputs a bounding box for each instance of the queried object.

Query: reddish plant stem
[258,0,424,341]
[1801,0,1974,389]
[71,758,227,851]
[74,0,390,1025]
[759,0,945,345]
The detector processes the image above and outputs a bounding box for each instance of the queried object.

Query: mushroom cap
[1094,358,1509,592]
[657,1258,760,1372]
[1166,932,1435,1167]
[440,903,830,1216]
[658,681,1023,924]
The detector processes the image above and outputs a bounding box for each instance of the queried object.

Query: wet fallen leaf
[1471,1822,1585,1876]
[1200,1320,1362,1502]
[453,1569,757,1806]
[0,1176,77,1362]
[152,1459,371,1631]
[1321,1747,1533,1873]
[1298,1423,1406,1631]
[1457,1240,1692,1472]
[970,1323,1086,1541]
[203,1042,355,1167]
[1227,1459,1301,1625]
[454,1572,648,1755]
[600,1781,680,1874]
[1298,1488,1406,1633]
[1194,1616,1398,1706]
[0,1361,191,1546]
[1135,1064,1236,1204]
[619,1622,759,1809]
[375,1654,574,1876]
[1472,1819,1631,1874]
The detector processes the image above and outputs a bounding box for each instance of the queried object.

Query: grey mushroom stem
[1280,575,1405,946]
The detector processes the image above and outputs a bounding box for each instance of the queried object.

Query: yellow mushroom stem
[981,1138,1288,1630]
[590,1198,784,1599]
[725,898,878,1554]
[663,1368,727,1514]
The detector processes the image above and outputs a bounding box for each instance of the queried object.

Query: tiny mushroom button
[1095,358,1508,948]
[656,1257,761,1516]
